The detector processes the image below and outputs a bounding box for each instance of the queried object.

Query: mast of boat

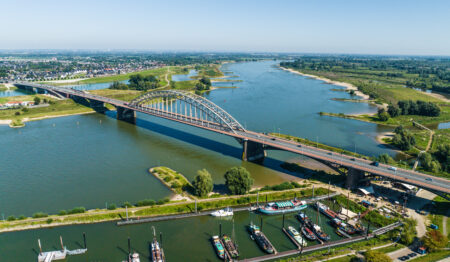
[83,232,87,249]
[232,219,237,247]
[38,239,42,256]
[60,236,64,251]
[152,226,156,239]
[160,232,163,249]
[316,203,320,225]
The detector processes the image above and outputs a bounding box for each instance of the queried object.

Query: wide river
[0,61,393,260]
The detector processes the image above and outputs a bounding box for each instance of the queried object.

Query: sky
[1,0,450,55]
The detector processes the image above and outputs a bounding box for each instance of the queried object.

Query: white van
[388,166,397,172]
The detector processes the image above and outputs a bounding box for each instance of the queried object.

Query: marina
[37,234,87,262]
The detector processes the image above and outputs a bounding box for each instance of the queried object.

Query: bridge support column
[242,139,266,162]
[345,168,365,190]
[89,100,107,113]
[117,107,136,124]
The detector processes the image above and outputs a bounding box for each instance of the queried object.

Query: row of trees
[109,74,160,91]
[191,166,253,197]
[388,100,440,117]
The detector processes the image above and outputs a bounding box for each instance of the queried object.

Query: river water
[0,60,392,260]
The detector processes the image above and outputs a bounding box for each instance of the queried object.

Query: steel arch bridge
[129,90,246,134]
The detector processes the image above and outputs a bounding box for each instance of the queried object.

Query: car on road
[271,138,276,141]
[297,145,301,147]
[350,158,355,161]
[371,161,379,167]
[425,177,432,181]
[327,152,332,155]
[388,166,397,171]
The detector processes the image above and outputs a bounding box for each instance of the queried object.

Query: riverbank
[0,186,328,233]
[279,66,371,100]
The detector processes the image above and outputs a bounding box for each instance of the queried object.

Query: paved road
[238,130,450,194]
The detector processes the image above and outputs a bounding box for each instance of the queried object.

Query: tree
[199,76,211,86]
[192,169,213,197]
[364,249,392,262]
[33,96,41,105]
[377,108,390,121]
[422,230,448,252]
[376,153,393,164]
[387,104,401,117]
[420,152,441,173]
[400,218,417,245]
[224,167,253,195]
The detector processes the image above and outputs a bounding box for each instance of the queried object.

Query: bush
[46,218,53,224]
[422,230,448,252]
[171,181,181,189]
[122,201,132,208]
[68,207,85,214]
[32,212,48,218]
[58,210,67,216]
[6,215,16,221]
[17,215,26,220]
[136,199,156,207]
[377,108,390,121]
[156,198,170,205]
[14,111,20,115]
[163,176,172,182]
[364,249,392,262]
[107,204,117,210]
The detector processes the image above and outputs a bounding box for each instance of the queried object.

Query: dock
[282,227,301,250]
[38,248,87,262]
[118,192,340,226]
[260,231,278,255]
[238,222,403,262]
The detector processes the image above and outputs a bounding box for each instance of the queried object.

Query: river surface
[0,60,393,217]
[0,60,393,260]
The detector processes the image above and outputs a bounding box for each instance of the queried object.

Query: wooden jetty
[37,234,87,262]
[238,222,403,262]
[282,227,301,250]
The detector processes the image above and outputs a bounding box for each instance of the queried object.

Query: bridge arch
[129,90,246,134]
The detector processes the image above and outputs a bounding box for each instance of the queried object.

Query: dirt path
[412,121,434,170]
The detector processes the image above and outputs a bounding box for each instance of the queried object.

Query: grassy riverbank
[0,187,329,233]
[0,94,95,126]
[149,166,194,198]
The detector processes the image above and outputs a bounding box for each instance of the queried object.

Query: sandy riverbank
[280,67,371,100]
[0,111,96,128]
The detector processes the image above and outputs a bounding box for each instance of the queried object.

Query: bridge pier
[345,168,366,190]
[242,139,266,162]
[89,100,108,113]
[117,107,136,124]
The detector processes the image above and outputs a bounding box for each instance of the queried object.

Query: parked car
[371,161,379,167]
[425,177,432,181]
[430,224,439,229]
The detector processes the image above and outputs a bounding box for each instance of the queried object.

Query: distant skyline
[1,0,450,56]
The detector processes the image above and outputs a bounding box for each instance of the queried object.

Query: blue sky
[1,0,450,55]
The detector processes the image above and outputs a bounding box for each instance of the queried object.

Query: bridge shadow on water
[104,111,304,178]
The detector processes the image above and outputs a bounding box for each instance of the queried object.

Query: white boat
[130,252,140,262]
[287,226,307,247]
[211,207,233,217]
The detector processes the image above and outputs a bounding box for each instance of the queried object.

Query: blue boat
[258,200,307,215]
